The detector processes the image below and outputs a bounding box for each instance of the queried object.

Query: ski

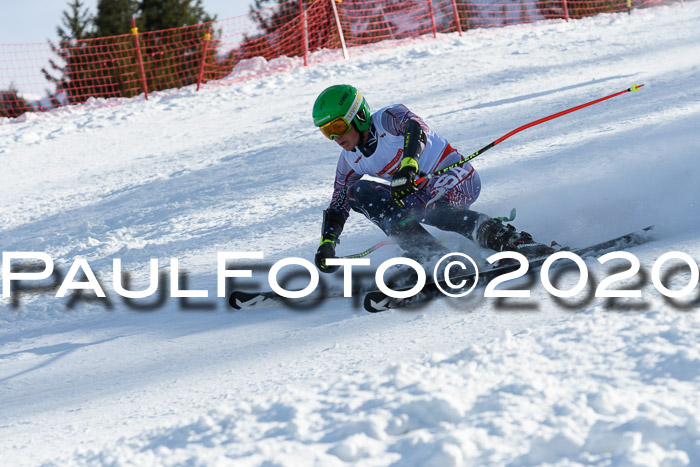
[229,290,280,310]
[228,242,399,310]
[229,264,411,311]
[229,283,376,310]
[229,226,654,311]
[229,288,347,310]
[363,225,655,312]
[229,274,412,310]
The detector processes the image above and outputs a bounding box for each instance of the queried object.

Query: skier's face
[334,126,361,151]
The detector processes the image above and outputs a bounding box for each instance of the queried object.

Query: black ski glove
[315,238,340,273]
[390,158,419,207]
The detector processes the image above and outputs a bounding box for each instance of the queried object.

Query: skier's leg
[428,201,554,257]
[346,180,398,235]
[423,155,486,240]
[424,155,553,257]
[425,203,489,242]
[347,180,445,258]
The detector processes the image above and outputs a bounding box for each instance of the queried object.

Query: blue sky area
[1,0,253,44]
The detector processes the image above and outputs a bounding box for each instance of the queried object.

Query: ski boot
[476,218,556,259]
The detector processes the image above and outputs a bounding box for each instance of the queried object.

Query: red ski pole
[415,84,644,185]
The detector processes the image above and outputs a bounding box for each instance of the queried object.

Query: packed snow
[1,2,700,465]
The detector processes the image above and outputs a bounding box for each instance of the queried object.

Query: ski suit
[322,104,484,243]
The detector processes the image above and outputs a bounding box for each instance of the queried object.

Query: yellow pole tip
[630,83,644,92]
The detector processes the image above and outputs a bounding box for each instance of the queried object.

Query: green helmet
[312,84,371,132]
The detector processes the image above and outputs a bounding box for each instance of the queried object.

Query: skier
[312,84,554,273]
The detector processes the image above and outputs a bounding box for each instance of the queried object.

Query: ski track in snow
[1,3,700,465]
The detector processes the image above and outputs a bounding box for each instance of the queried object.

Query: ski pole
[415,83,644,185]
[339,240,396,259]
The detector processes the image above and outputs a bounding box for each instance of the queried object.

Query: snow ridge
[67,309,699,466]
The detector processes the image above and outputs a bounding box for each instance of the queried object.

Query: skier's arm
[387,107,428,206]
[315,208,345,273]
[400,118,428,171]
[315,156,361,273]
[382,104,430,169]
[321,208,345,244]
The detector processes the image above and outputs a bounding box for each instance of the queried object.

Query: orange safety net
[0,0,679,119]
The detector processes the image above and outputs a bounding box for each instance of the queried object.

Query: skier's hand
[315,238,340,273]
[391,161,419,207]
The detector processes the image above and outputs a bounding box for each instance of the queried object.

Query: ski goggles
[319,116,352,140]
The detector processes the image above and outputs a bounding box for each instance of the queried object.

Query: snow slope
[1,3,700,465]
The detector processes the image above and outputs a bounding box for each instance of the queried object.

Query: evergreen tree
[0,86,32,119]
[138,0,215,31]
[42,0,98,106]
[249,0,272,12]
[249,0,300,36]
[134,0,218,92]
[56,0,94,41]
[42,0,221,106]
[94,0,139,37]
[93,0,215,36]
